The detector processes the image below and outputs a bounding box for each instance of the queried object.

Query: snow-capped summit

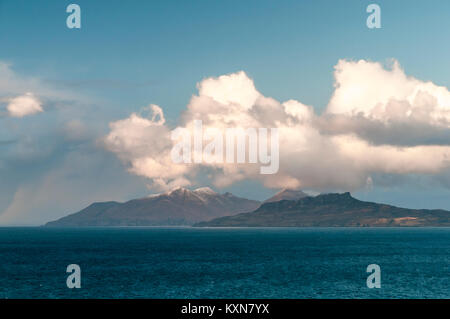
[194,187,217,195]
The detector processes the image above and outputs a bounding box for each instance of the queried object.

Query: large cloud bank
[104,59,450,191]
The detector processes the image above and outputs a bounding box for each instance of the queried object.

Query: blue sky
[1,0,450,224]
[2,0,449,116]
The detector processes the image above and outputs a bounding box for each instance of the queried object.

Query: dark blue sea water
[0,227,449,299]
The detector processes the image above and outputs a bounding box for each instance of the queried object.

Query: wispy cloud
[0,61,147,225]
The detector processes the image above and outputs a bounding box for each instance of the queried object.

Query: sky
[1,0,450,225]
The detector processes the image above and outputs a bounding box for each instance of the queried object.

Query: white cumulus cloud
[103,104,192,191]
[327,59,450,124]
[6,92,43,117]
[104,60,450,192]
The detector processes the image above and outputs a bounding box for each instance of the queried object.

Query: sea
[0,227,449,299]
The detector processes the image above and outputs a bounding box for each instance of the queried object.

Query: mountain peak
[264,188,309,203]
[147,186,221,200]
[167,186,191,195]
[316,192,354,201]
[194,187,217,195]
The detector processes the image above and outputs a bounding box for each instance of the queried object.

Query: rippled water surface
[0,227,449,298]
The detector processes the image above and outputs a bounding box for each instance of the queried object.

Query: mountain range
[45,187,260,226]
[45,188,450,227]
[195,192,450,227]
